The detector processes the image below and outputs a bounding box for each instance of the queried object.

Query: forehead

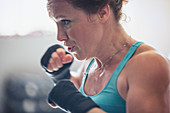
[48,1,82,19]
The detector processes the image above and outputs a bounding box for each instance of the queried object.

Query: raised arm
[41,44,84,88]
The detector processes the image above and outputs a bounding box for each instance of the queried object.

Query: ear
[98,5,110,23]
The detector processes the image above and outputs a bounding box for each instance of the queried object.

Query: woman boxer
[41,0,170,113]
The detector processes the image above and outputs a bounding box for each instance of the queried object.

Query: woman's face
[48,1,103,60]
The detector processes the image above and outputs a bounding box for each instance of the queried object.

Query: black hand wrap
[48,80,100,113]
[40,44,73,83]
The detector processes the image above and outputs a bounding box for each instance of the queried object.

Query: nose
[57,25,68,41]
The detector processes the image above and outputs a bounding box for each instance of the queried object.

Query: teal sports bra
[79,42,144,113]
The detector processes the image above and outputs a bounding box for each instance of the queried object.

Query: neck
[94,25,134,70]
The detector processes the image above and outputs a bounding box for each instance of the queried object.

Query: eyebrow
[52,15,67,22]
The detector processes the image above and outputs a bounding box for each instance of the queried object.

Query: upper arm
[126,51,170,113]
[87,107,106,113]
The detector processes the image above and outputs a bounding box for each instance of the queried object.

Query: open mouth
[68,46,75,52]
[68,47,72,52]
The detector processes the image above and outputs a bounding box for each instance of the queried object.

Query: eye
[61,19,71,26]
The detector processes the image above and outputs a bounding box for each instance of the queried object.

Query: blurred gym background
[0,0,170,113]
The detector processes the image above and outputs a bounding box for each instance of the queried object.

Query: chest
[84,69,128,100]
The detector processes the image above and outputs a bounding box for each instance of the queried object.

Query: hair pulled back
[48,0,128,22]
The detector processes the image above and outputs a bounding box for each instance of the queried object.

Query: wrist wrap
[41,44,73,82]
[48,80,100,113]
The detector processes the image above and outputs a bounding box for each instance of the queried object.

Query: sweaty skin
[46,1,170,113]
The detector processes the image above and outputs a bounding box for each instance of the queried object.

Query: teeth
[68,47,72,51]
[68,46,75,52]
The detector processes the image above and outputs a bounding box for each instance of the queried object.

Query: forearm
[87,107,106,113]
[48,80,100,113]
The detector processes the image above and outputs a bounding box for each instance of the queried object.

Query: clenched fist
[41,44,74,83]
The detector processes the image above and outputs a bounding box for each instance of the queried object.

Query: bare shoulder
[125,50,170,113]
[126,49,170,91]
[127,50,170,83]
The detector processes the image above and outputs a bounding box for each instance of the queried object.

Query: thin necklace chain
[83,38,131,76]
[95,38,131,72]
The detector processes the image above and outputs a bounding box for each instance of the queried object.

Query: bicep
[126,85,167,113]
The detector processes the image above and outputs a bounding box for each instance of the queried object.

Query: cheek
[67,29,90,59]
[68,26,90,46]
[67,23,101,58]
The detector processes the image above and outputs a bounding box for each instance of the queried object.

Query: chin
[73,52,86,61]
